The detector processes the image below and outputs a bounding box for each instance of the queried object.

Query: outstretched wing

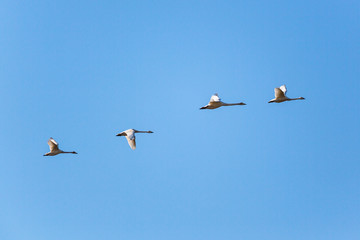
[274,88,286,99]
[116,131,126,136]
[125,133,136,150]
[279,85,287,95]
[210,93,221,102]
[47,138,59,152]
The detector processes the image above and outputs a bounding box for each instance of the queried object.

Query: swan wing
[116,131,126,136]
[125,133,136,150]
[274,88,286,99]
[47,138,59,152]
[280,85,287,95]
[210,93,221,102]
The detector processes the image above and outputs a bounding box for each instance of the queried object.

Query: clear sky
[0,0,359,239]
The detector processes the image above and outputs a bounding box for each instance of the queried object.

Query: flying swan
[43,137,78,156]
[268,85,305,103]
[116,129,153,150]
[200,93,246,110]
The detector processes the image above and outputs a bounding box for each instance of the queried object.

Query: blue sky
[0,0,359,239]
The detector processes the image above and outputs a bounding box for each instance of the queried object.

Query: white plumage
[200,93,246,110]
[116,129,153,150]
[268,85,305,103]
[43,137,78,156]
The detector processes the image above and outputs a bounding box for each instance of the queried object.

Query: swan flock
[44,85,305,154]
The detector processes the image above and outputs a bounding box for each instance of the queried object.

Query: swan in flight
[116,129,153,150]
[200,93,246,110]
[268,85,305,103]
[43,137,78,156]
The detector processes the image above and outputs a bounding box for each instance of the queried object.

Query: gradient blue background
[1,0,359,239]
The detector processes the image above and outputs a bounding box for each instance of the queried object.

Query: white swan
[268,85,305,103]
[200,93,246,110]
[116,129,153,150]
[43,137,78,156]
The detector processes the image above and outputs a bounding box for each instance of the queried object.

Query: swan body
[200,93,246,110]
[116,129,153,150]
[268,85,305,103]
[43,137,77,156]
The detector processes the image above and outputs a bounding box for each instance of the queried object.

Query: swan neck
[62,151,77,154]
[222,102,245,106]
[289,97,305,101]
